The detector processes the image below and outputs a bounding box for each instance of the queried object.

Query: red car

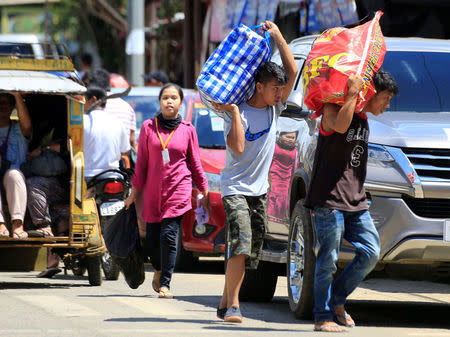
[177,92,227,266]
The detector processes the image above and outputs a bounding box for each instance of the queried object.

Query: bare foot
[0,223,9,237]
[314,321,347,332]
[37,226,54,237]
[334,306,355,327]
[158,286,174,299]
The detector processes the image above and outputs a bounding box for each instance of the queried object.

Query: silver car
[236,36,450,318]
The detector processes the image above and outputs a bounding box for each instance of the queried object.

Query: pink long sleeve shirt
[132,119,208,223]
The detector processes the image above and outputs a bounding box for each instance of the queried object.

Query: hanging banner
[257,0,280,24]
[307,0,359,33]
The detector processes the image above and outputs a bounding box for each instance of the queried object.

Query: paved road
[0,259,449,337]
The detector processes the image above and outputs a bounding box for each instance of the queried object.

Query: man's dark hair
[89,68,111,91]
[159,83,184,101]
[254,61,288,85]
[145,70,169,84]
[81,52,93,66]
[0,93,15,105]
[86,86,107,108]
[373,70,398,95]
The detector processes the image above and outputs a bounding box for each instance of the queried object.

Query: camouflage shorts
[222,194,267,269]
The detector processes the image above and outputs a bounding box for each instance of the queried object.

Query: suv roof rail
[0,41,75,71]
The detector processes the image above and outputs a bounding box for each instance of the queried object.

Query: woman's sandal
[334,310,355,327]
[13,231,28,240]
[158,287,174,299]
[314,322,347,332]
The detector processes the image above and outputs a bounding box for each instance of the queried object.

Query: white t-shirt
[105,94,136,138]
[83,108,130,178]
[220,101,286,197]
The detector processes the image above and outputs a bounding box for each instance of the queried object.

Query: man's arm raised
[321,73,364,134]
[262,21,298,104]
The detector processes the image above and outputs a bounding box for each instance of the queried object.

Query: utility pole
[126,0,145,86]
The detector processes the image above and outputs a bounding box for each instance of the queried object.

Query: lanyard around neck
[155,118,177,150]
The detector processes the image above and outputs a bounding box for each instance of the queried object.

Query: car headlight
[204,172,221,193]
[368,144,394,164]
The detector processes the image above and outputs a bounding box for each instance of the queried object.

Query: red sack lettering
[303,11,386,119]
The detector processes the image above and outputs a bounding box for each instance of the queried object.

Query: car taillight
[103,181,124,194]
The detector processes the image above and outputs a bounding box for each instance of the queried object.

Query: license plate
[444,219,450,242]
[100,201,124,216]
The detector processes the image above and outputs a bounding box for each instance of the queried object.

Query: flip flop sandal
[13,231,28,240]
[314,324,347,332]
[27,230,46,238]
[158,287,174,299]
[334,311,355,327]
[0,229,9,238]
[37,229,54,237]
[37,267,62,278]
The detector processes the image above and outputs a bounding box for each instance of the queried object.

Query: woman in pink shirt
[125,83,209,298]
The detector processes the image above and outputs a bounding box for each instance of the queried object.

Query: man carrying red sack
[304,70,398,332]
[212,21,298,323]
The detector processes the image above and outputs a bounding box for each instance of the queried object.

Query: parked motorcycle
[87,167,131,280]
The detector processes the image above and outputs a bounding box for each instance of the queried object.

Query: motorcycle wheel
[101,251,120,280]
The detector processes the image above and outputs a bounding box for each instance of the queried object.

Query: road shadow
[174,294,300,324]
[0,281,88,289]
[346,299,450,329]
[104,316,303,333]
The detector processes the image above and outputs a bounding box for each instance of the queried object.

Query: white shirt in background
[105,94,137,139]
[83,108,130,178]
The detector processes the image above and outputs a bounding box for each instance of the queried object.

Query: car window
[382,51,450,112]
[0,43,34,58]
[122,95,187,139]
[191,103,226,149]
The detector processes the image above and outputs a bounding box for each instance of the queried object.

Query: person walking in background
[304,71,398,332]
[144,70,169,87]
[79,52,93,78]
[84,68,137,150]
[211,21,298,323]
[125,83,210,299]
[83,86,130,179]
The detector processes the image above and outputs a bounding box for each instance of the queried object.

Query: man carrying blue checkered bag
[212,21,298,323]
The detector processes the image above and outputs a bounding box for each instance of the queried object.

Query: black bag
[103,204,145,289]
[21,149,67,177]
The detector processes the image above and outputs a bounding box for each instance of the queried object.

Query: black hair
[280,130,299,139]
[145,70,169,84]
[373,70,399,95]
[0,93,15,105]
[86,86,107,108]
[89,68,111,91]
[254,61,288,85]
[159,83,184,101]
[81,52,93,66]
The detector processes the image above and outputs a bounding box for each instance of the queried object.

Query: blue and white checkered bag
[196,24,271,113]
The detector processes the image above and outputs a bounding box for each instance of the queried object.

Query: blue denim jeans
[312,207,380,322]
[146,216,183,290]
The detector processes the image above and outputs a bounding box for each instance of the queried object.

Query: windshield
[0,43,34,58]
[191,104,226,149]
[121,95,186,139]
[382,51,450,112]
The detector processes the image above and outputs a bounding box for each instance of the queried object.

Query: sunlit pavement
[0,258,449,337]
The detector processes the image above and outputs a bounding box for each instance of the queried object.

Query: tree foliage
[50,0,127,73]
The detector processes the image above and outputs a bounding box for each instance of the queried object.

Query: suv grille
[402,148,450,180]
[403,196,450,218]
